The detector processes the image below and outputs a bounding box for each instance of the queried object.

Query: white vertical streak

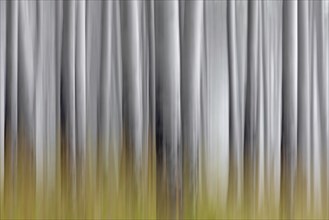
[6,1,18,207]
[111,0,122,189]
[121,0,143,171]
[181,0,203,213]
[297,0,311,214]
[257,4,264,211]
[204,0,229,208]
[75,0,86,191]
[86,0,101,191]
[0,0,6,198]
[99,0,112,171]
[227,0,240,212]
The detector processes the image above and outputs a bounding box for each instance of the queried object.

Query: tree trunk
[204,1,229,211]
[281,0,298,217]
[244,0,259,215]
[4,1,18,217]
[227,0,243,214]
[75,0,87,208]
[120,0,143,173]
[181,1,203,217]
[99,0,112,174]
[154,1,182,217]
[297,0,311,214]
[314,1,328,213]
[60,0,77,208]
[0,0,6,202]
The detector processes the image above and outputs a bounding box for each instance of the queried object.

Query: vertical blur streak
[99,0,111,178]
[0,0,6,205]
[181,0,203,217]
[60,0,77,210]
[227,0,243,214]
[297,0,311,215]
[120,0,143,175]
[314,1,328,214]
[154,1,181,218]
[244,0,259,216]
[75,0,86,210]
[203,2,230,215]
[281,0,298,217]
[5,1,18,217]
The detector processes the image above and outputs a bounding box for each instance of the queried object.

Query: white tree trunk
[86,0,102,195]
[227,0,243,213]
[5,2,18,213]
[297,0,311,214]
[99,0,112,173]
[181,0,203,216]
[204,0,229,210]
[0,0,6,200]
[121,0,143,172]
[75,0,87,202]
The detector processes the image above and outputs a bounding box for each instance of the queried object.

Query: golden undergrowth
[0,137,329,219]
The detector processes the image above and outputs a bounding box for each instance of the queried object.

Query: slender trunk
[147,0,156,171]
[154,1,182,217]
[75,0,87,207]
[99,0,112,173]
[314,1,328,213]
[281,0,298,217]
[181,1,203,217]
[324,3,329,216]
[44,1,57,198]
[111,0,123,190]
[244,0,259,215]
[204,1,229,210]
[297,0,311,214]
[227,0,243,213]
[17,1,36,149]
[140,1,150,195]
[120,0,143,178]
[262,1,270,208]
[34,1,57,209]
[0,0,6,201]
[35,0,45,205]
[256,4,265,212]
[86,0,102,195]
[60,0,77,207]
[4,1,18,217]
[309,3,323,213]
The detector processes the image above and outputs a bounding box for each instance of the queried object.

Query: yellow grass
[0,138,329,219]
